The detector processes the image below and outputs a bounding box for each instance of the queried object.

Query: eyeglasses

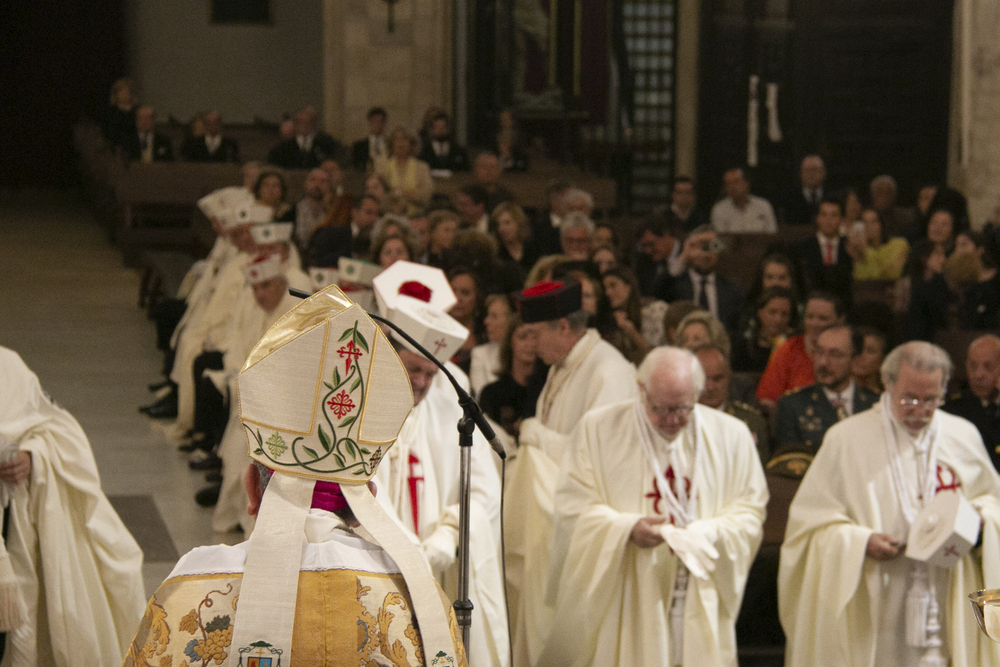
[897,396,942,409]
[646,403,695,419]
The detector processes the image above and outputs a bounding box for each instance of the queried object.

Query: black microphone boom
[287,288,506,460]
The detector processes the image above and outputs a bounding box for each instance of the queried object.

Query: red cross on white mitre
[431,338,448,355]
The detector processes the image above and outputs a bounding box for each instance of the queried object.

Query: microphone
[288,288,507,460]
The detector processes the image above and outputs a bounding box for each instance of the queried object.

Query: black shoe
[195,484,221,507]
[148,379,173,392]
[205,470,222,484]
[189,453,222,471]
[140,391,177,418]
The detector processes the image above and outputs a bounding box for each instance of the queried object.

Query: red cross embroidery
[431,338,448,355]
[934,463,961,494]
[326,390,356,419]
[407,453,423,531]
[645,466,691,522]
[337,340,362,373]
[944,544,961,558]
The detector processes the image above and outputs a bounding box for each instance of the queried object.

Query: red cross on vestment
[431,338,448,356]
[407,453,424,531]
[645,465,691,522]
[934,463,961,494]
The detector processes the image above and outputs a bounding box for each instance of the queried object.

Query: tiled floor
[0,192,238,596]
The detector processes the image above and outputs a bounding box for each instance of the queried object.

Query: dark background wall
[0,1,127,189]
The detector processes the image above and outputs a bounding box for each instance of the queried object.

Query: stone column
[322,0,453,144]
[948,0,1000,228]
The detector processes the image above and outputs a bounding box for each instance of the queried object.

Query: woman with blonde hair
[490,201,539,279]
[374,127,433,215]
[676,309,732,359]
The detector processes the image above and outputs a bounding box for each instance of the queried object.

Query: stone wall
[949,0,1000,228]
[322,0,453,145]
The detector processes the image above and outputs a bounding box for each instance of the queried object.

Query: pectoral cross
[383,0,400,33]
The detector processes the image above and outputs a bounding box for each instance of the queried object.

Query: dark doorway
[0,1,127,189]
[696,0,953,211]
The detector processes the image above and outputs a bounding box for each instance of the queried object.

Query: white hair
[563,187,594,212]
[637,346,706,397]
[880,341,952,390]
[560,211,595,236]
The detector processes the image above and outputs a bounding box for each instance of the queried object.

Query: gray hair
[880,341,953,391]
[560,211,595,236]
[870,174,898,194]
[563,188,594,212]
[637,346,707,397]
[545,308,590,332]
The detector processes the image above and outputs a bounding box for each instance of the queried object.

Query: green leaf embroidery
[333,452,345,467]
[340,414,358,429]
[345,441,356,458]
[353,469,366,475]
[338,328,353,342]
[318,425,332,453]
[354,330,369,353]
[266,432,287,458]
[333,367,341,387]
[361,448,370,455]
[303,446,319,459]
[323,381,333,391]
[254,447,265,455]
[350,376,362,392]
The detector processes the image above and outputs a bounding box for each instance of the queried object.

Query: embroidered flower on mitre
[398,280,432,302]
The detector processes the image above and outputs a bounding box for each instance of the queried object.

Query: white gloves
[517,417,544,449]
[422,529,457,577]
[661,520,720,580]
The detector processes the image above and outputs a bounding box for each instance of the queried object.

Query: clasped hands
[0,451,31,486]
[630,516,719,580]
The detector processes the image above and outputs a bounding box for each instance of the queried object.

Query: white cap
[372,260,456,316]
[338,257,383,287]
[198,186,253,220]
[388,295,468,363]
[250,222,294,245]
[310,267,339,292]
[233,203,274,227]
[242,254,285,284]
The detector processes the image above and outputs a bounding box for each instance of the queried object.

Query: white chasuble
[541,401,766,667]
[504,330,638,666]
[779,402,1000,667]
[0,348,146,667]
[372,364,510,667]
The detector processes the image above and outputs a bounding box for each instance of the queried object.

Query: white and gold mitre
[237,284,413,483]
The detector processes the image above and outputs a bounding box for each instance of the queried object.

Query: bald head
[967,335,1000,400]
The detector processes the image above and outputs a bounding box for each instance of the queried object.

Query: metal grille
[623,1,676,211]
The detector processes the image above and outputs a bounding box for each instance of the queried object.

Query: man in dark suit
[417,112,470,172]
[306,194,381,267]
[695,343,770,462]
[267,106,342,169]
[667,176,706,233]
[472,151,515,211]
[943,334,1000,470]
[181,110,239,162]
[350,107,388,171]
[633,215,683,297]
[530,179,572,256]
[794,195,853,304]
[656,225,744,333]
[781,155,826,226]
[774,325,879,454]
[871,174,919,241]
[122,105,173,162]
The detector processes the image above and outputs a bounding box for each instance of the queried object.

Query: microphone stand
[288,288,505,652]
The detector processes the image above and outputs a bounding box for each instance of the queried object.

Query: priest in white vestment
[504,279,639,666]
[0,347,146,666]
[210,255,301,533]
[780,341,1000,666]
[369,264,510,667]
[542,346,767,666]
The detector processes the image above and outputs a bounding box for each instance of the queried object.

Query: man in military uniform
[774,324,878,454]
[694,343,770,462]
[943,334,1000,471]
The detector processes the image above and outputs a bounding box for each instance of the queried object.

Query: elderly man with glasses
[780,341,1000,667]
[541,346,767,667]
